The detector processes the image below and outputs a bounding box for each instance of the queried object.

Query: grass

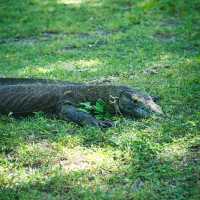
[0,0,199,199]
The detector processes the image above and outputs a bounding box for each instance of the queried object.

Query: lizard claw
[98,120,113,128]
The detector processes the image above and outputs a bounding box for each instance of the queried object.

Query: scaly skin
[0,78,163,127]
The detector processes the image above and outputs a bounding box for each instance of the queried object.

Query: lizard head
[118,88,164,118]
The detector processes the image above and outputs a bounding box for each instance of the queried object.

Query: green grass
[0,0,199,199]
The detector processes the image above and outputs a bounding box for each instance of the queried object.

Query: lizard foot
[98,120,113,128]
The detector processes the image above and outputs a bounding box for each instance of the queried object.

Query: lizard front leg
[58,103,112,128]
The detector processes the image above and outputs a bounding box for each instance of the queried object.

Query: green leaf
[95,99,105,114]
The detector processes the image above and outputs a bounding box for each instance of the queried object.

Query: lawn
[0,0,199,199]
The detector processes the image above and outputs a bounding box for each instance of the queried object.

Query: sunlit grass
[159,141,187,161]
[0,139,131,192]
[73,58,101,68]
[18,58,102,78]
[57,0,100,6]
[57,0,86,5]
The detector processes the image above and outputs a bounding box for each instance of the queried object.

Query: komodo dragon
[0,78,163,128]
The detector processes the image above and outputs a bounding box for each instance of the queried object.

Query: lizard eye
[132,97,139,103]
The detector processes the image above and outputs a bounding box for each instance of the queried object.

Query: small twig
[109,95,122,115]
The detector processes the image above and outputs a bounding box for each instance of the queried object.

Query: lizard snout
[146,100,164,116]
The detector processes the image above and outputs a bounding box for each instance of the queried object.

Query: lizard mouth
[131,102,164,118]
[146,101,164,116]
